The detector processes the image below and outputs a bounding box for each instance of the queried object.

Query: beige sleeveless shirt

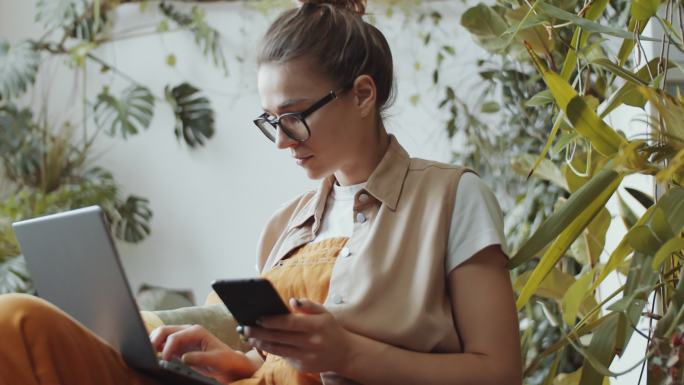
[256,136,472,385]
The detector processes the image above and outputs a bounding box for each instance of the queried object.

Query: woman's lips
[295,155,313,166]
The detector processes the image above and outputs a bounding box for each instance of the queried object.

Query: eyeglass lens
[257,115,309,142]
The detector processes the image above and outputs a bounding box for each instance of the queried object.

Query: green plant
[459,0,684,383]
[0,0,232,293]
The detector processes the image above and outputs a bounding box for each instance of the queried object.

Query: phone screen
[211,278,290,326]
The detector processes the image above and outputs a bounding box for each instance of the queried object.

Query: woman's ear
[352,75,377,118]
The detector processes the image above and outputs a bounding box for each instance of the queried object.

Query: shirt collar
[288,135,410,231]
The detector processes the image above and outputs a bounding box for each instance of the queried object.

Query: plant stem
[95,27,184,45]
[85,53,141,89]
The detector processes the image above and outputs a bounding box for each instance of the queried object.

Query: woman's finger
[257,312,323,332]
[160,325,209,360]
[249,338,308,361]
[149,325,192,352]
[290,297,327,315]
[243,325,309,348]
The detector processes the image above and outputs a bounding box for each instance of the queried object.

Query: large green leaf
[571,207,611,266]
[460,4,509,52]
[511,154,568,189]
[505,5,555,55]
[592,188,684,292]
[94,86,155,138]
[165,83,215,148]
[514,169,622,309]
[561,268,596,325]
[590,58,648,86]
[0,40,40,100]
[513,267,574,302]
[537,1,661,42]
[527,44,627,157]
[598,59,670,118]
[624,186,654,208]
[651,237,684,270]
[108,195,152,244]
[509,168,622,269]
[35,0,89,31]
[617,193,639,229]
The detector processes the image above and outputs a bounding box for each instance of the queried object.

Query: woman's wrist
[338,329,375,379]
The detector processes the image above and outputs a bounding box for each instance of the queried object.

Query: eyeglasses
[253,86,347,143]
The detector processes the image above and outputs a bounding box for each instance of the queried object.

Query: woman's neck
[334,128,390,186]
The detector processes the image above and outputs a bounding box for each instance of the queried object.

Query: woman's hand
[242,298,356,374]
[150,324,259,384]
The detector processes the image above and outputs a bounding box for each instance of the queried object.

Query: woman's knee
[0,293,64,331]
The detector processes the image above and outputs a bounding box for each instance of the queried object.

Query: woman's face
[257,58,362,180]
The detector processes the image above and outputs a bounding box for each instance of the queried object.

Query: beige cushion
[140,291,250,352]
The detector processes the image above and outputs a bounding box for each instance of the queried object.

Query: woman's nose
[275,127,297,149]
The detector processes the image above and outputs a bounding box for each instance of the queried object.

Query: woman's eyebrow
[262,97,310,115]
[277,97,309,109]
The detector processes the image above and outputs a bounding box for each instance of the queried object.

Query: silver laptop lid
[12,206,158,370]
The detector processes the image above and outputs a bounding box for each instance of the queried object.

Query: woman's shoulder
[269,189,317,224]
[407,157,473,174]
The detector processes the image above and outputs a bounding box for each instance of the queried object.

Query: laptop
[12,206,223,385]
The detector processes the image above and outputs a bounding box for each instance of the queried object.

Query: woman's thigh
[0,293,162,385]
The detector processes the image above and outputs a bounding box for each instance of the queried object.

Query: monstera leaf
[108,195,152,244]
[35,0,89,31]
[0,255,32,294]
[0,39,40,100]
[94,86,155,138]
[165,83,215,148]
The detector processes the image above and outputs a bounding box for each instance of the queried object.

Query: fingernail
[236,325,244,335]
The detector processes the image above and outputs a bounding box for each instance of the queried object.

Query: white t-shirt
[312,172,506,274]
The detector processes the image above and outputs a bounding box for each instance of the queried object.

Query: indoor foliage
[460,0,684,383]
[0,0,229,293]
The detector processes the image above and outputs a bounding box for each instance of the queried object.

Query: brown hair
[257,0,395,119]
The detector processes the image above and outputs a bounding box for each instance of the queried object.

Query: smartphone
[211,278,290,326]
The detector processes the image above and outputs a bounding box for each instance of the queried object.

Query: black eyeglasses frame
[253,86,347,143]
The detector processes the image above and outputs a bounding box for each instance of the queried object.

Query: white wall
[0,0,465,301]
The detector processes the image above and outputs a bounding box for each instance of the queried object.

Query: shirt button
[358,193,369,203]
[356,212,366,223]
[339,247,350,258]
[332,294,344,304]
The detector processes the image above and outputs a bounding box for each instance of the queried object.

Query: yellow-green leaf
[651,237,684,269]
[617,0,662,64]
[509,168,622,270]
[514,267,575,301]
[515,171,623,309]
[562,269,597,325]
[555,0,607,80]
[526,44,627,157]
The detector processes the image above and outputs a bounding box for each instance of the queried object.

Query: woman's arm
[339,245,522,385]
[246,245,522,385]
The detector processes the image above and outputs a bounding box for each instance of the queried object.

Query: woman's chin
[303,164,330,180]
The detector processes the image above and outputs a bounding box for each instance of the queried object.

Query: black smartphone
[211,278,290,326]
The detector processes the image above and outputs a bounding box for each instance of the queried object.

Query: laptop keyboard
[159,358,224,385]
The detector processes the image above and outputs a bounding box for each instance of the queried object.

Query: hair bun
[296,0,367,16]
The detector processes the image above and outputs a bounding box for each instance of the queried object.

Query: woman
[0,1,521,384]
